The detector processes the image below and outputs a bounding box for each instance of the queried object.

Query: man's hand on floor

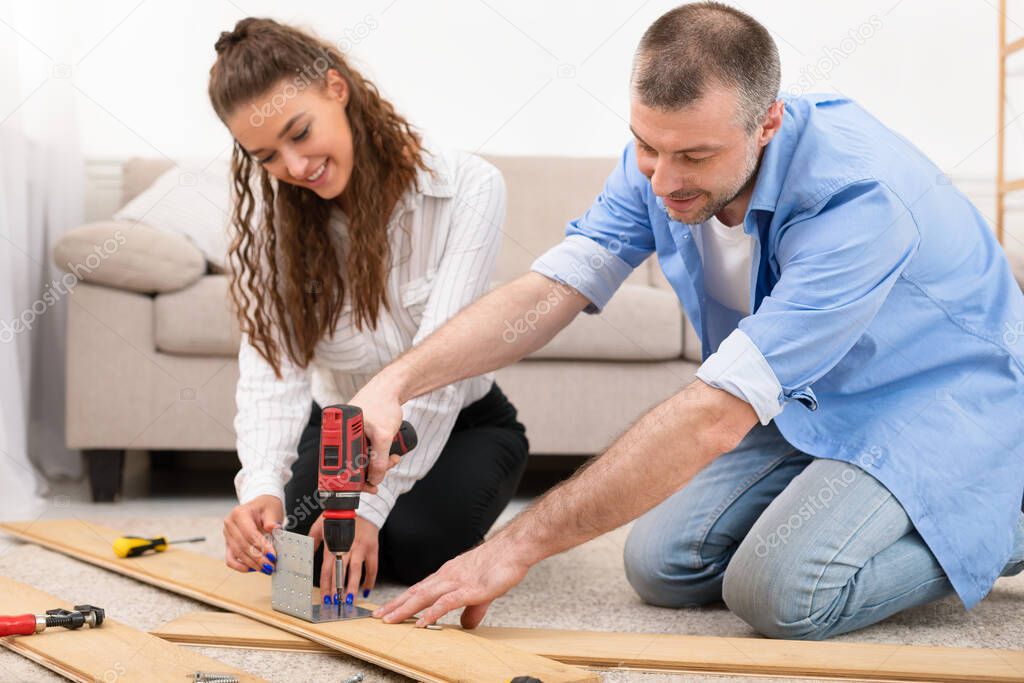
[373,536,530,628]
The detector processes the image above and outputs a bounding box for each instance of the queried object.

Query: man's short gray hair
[632,2,781,133]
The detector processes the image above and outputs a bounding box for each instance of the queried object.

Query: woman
[208,17,529,605]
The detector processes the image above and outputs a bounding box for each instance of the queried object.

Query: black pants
[283,381,529,586]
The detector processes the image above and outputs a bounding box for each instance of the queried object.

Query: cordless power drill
[317,404,417,605]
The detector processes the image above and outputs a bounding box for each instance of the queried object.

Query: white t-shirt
[692,216,754,315]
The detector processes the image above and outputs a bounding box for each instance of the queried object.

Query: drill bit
[335,553,345,606]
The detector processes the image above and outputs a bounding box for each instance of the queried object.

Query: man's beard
[677,139,761,225]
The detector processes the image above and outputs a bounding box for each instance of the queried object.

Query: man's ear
[758,99,784,147]
[325,68,350,107]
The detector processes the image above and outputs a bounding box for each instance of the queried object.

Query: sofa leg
[84,449,125,502]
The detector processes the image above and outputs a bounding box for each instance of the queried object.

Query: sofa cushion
[482,155,654,288]
[53,221,206,294]
[154,275,683,361]
[115,161,233,271]
[122,158,175,205]
[155,275,241,355]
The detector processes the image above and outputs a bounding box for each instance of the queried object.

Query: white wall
[4,0,1016,178]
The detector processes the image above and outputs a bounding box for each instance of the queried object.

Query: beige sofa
[57,155,702,501]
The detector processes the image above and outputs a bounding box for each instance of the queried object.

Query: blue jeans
[623,421,1024,640]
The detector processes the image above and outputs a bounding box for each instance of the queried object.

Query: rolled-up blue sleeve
[531,142,656,313]
[697,180,921,423]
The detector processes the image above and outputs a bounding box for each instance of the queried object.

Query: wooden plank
[0,578,261,683]
[153,611,1024,683]
[475,627,1024,682]
[0,520,595,683]
[154,611,331,653]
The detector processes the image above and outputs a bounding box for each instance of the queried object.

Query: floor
[1,452,1022,682]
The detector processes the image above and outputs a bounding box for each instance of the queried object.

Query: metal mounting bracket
[271,528,372,623]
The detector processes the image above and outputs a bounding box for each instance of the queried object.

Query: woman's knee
[489,427,529,488]
[379,430,528,584]
[380,524,472,585]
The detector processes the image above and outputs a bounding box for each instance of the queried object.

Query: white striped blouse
[233,147,505,529]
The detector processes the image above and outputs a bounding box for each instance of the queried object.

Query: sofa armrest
[67,283,156,447]
[65,283,237,450]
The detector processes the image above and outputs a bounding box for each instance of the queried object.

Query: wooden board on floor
[473,626,1024,682]
[0,577,262,683]
[152,610,1024,683]
[154,610,330,653]
[0,520,595,683]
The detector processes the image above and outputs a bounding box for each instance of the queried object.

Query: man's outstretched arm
[373,377,757,628]
[397,272,589,400]
[354,271,591,482]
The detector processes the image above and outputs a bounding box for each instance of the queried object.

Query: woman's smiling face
[227,68,355,201]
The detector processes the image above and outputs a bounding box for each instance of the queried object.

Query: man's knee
[722,537,836,640]
[622,523,728,608]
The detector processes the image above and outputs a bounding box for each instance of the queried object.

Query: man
[353,2,1024,639]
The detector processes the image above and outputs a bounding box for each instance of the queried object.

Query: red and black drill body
[317,404,416,599]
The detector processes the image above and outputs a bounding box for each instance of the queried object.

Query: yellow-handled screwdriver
[112,535,205,558]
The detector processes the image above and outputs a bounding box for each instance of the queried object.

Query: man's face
[630,85,763,225]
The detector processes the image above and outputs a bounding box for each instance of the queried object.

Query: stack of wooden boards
[2,520,1023,682]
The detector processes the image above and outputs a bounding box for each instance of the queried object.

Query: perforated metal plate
[271,528,372,623]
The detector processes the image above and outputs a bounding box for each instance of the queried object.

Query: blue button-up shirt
[532,93,1024,609]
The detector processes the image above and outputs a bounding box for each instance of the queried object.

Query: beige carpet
[1,511,1021,682]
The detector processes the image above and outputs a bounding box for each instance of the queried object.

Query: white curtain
[0,1,84,520]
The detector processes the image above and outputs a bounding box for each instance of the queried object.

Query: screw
[340,675,365,683]
[190,674,239,683]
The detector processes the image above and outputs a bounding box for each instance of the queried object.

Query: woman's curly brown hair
[208,17,426,378]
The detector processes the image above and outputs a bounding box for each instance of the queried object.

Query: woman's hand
[310,514,380,603]
[223,494,282,573]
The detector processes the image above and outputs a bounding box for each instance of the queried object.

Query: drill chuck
[324,517,356,553]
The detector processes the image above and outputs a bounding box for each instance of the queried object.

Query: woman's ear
[325,68,350,108]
